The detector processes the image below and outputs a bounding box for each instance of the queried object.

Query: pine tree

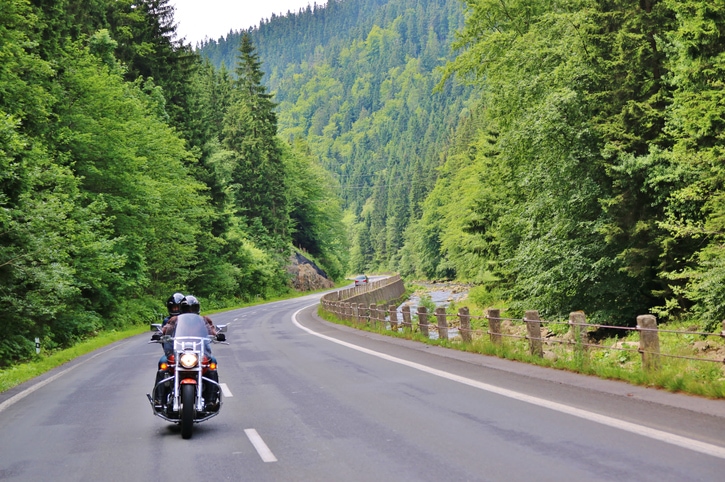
[107,0,198,133]
[223,33,290,250]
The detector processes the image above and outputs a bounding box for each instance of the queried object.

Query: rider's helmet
[166,292,185,316]
[180,295,201,314]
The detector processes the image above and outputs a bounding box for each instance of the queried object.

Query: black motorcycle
[147,313,228,439]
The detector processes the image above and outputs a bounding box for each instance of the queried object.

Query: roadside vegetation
[0,326,146,394]
[5,0,725,394]
[319,284,725,399]
[0,281,348,395]
[1,0,348,369]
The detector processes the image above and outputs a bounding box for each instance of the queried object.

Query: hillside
[0,0,349,365]
[202,0,725,330]
[199,0,478,271]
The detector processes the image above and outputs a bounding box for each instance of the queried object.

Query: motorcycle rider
[156,295,222,412]
[162,295,217,338]
[179,295,222,412]
[162,292,184,327]
[153,293,186,407]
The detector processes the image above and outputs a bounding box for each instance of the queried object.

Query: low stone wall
[321,274,405,308]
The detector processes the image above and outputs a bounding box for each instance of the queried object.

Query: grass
[318,304,725,399]
[0,280,351,395]
[9,279,723,400]
[0,325,147,393]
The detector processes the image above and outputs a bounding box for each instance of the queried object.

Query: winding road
[2,290,725,481]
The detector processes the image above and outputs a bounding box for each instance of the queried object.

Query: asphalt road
[2,290,725,481]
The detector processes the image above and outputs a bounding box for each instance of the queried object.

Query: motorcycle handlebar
[148,335,227,343]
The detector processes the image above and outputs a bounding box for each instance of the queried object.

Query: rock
[287,253,335,291]
[612,341,639,350]
[501,319,513,333]
[544,351,558,362]
[693,341,710,352]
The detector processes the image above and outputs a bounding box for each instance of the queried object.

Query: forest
[204,0,725,328]
[2,0,724,365]
[0,0,346,365]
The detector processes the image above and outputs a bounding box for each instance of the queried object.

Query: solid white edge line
[0,341,129,414]
[292,303,725,460]
[245,428,278,462]
[220,382,233,398]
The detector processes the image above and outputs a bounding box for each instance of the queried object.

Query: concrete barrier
[321,275,405,311]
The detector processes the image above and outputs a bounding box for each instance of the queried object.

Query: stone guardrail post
[435,307,448,341]
[459,307,471,343]
[370,304,377,328]
[402,305,411,333]
[525,310,543,357]
[389,305,398,332]
[569,311,587,357]
[358,303,366,326]
[637,314,660,371]
[418,306,429,338]
[487,308,501,345]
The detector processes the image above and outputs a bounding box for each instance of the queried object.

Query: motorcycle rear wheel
[180,384,195,439]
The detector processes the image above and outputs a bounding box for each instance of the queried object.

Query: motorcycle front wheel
[180,383,195,439]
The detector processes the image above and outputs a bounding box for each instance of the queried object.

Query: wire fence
[320,301,725,371]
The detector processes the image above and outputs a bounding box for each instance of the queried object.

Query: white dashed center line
[220,382,233,397]
[245,428,278,462]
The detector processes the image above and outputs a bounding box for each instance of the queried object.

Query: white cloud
[172,0,327,45]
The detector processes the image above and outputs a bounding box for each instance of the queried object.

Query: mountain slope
[198,0,478,272]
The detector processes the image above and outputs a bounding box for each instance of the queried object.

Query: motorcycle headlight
[179,352,199,369]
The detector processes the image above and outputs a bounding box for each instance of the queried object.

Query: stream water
[391,283,469,340]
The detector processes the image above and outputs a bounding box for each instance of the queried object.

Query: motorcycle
[146,313,228,439]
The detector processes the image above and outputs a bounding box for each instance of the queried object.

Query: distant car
[354,275,369,286]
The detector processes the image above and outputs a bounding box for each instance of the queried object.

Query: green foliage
[656,0,725,328]
[468,284,505,311]
[55,39,210,298]
[0,324,148,394]
[0,0,348,366]
[417,294,437,314]
[402,0,725,327]
[200,0,477,274]
[223,33,290,250]
[9,0,725,367]
[283,140,349,279]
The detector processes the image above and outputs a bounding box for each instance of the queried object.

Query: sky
[172,0,328,46]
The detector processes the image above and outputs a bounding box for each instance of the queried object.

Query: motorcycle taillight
[167,354,175,364]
